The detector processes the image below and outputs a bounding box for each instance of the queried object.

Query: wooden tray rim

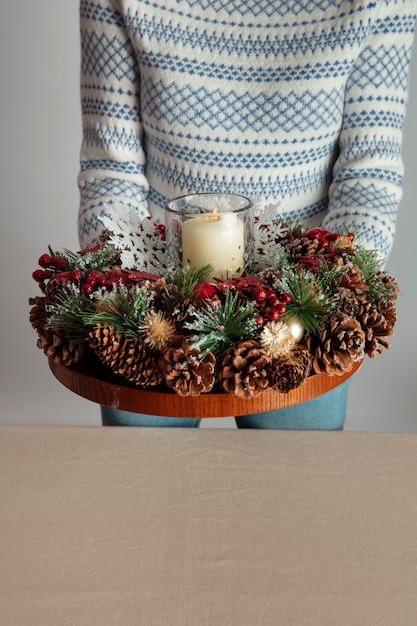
[49,357,362,418]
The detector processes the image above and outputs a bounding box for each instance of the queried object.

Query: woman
[77,0,416,428]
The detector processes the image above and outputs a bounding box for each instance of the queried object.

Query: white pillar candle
[182,211,244,279]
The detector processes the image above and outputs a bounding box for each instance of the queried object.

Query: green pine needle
[352,248,398,302]
[163,264,213,303]
[284,273,330,335]
[46,284,97,343]
[49,243,118,272]
[351,248,383,281]
[316,262,348,295]
[184,291,258,358]
[84,285,153,339]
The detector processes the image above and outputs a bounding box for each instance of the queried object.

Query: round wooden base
[49,355,362,418]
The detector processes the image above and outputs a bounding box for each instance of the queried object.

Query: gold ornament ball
[285,315,305,342]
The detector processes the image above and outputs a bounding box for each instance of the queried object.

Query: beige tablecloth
[1,426,417,625]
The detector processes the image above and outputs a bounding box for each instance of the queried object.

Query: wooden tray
[49,354,362,418]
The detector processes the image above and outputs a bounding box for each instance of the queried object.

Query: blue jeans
[101,380,350,430]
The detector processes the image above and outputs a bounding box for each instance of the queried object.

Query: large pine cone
[357,301,396,357]
[29,296,84,366]
[218,340,272,399]
[158,337,215,396]
[272,344,313,393]
[89,325,163,387]
[307,313,365,376]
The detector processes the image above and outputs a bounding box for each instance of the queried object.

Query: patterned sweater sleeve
[78,0,150,248]
[322,0,416,260]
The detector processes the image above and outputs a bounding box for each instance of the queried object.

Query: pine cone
[357,301,396,358]
[374,272,400,301]
[340,263,369,302]
[334,287,360,317]
[218,339,272,398]
[307,313,365,376]
[170,298,194,326]
[29,296,47,334]
[44,277,70,304]
[158,337,215,396]
[89,325,163,386]
[255,268,283,285]
[289,236,323,257]
[328,234,356,258]
[272,344,313,393]
[37,328,86,366]
[29,296,84,366]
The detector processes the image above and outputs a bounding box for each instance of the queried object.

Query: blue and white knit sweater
[78,0,416,259]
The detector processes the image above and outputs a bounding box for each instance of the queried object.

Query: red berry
[38,253,51,268]
[82,283,95,295]
[87,270,101,280]
[43,270,53,279]
[256,315,265,326]
[268,295,280,307]
[78,243,101,256]
[347,232,355,241]
[96,275,107,286]
[54,271,72,281]
[267,309,280,321]
[273,302,287,315]
[155,224,166,240]
[70,269,84,282]
[32,269,45,282]
[280,293,292,304]
[50,256,67,270]
[252,287,267,302]
[265,287,276,299]
[196,282,220,300]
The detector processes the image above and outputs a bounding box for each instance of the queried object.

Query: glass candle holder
[165,193,254,280]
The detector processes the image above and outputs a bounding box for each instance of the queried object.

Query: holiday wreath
[29,209,399,399]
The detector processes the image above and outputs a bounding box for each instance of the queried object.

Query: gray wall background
[1,2,416,430]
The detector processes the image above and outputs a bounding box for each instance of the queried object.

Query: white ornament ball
[285,316,305,343]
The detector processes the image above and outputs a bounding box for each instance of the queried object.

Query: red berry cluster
[79,269,160,295]
[250,286,292,326]
[154,224,166,240]
[32,250,162,296]
[196,276,293,327]
[32,253,68,283]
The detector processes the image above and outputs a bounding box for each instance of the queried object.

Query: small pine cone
[145,278,168,308]
[89,325,163,387]
[357,301,396,358]
[335,287,360,317]
[328,234,356,258]
[272,344,313,393]
[170,298,194,325]
[376,272,400,302]
[37,328,86,366]
[340,263,369,302]
[158,338,216,396]
[255,268,283,285]
[218,339,272,399]
[307,313,365,376]
[44,277,70,304]
[29,296,47,334]
[289,236,323,257]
